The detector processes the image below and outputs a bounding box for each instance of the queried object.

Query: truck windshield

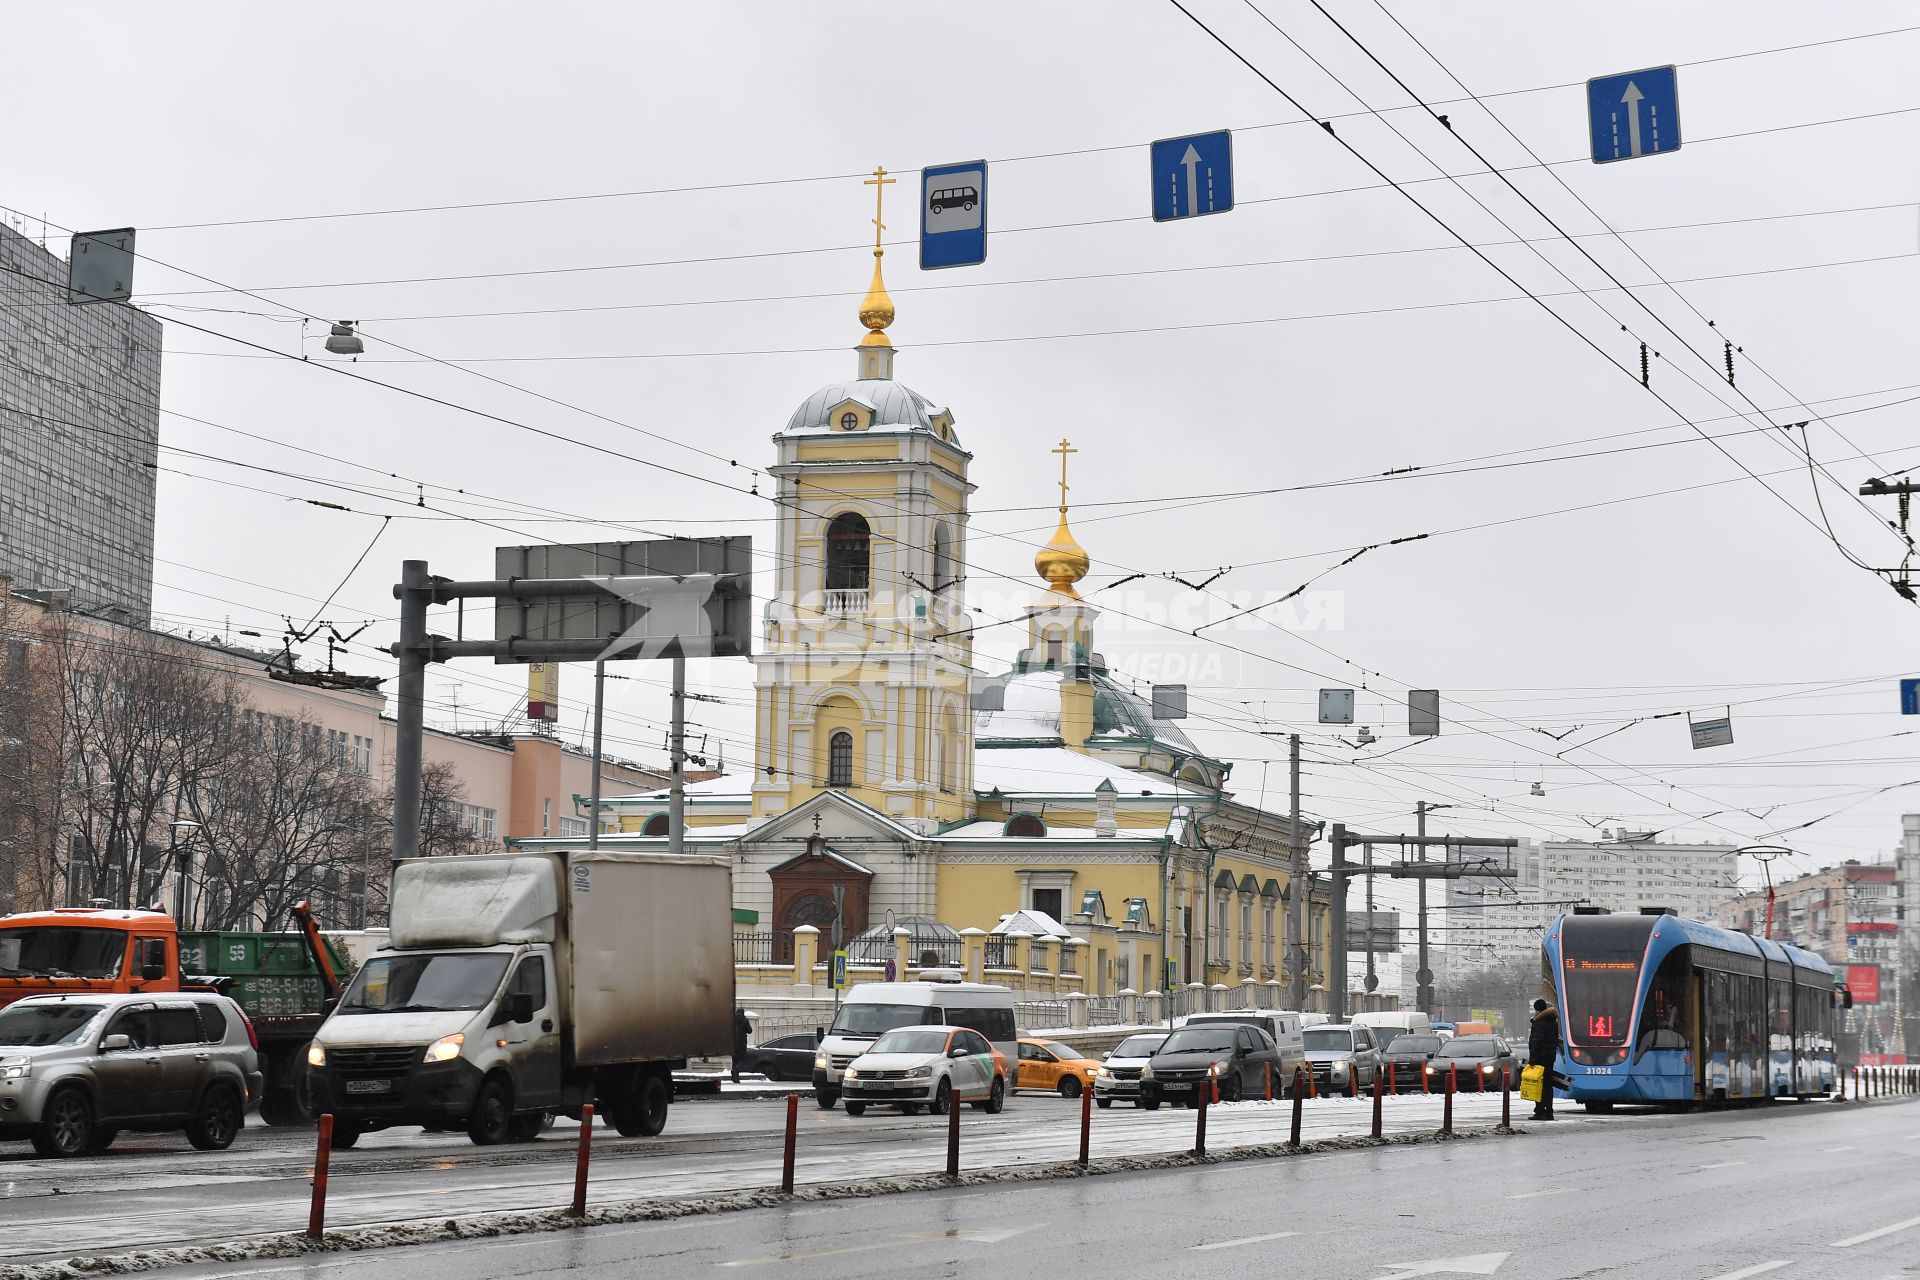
[338,953,510,1014]
[0,928,126,979]
[0,1002,106,1046]
[829,1002,941,1037]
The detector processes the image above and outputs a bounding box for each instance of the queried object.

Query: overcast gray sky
[7,1,1919,892]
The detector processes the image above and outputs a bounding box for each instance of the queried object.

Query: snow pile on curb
[0,1124,1527,1279]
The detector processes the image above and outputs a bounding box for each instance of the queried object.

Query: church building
[513,170,1329,1005]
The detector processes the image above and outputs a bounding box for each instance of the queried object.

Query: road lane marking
[1707,1264,1789,1279]
[1821,1145,1856,1153]
[1506,1188,1568,1200]
[1694,1161,1747,1170]
[721,1224,1036,1266]
[1831,1213,1920,1248]
[1191,1231,1301,1251]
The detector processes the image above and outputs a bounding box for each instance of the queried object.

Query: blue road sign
[1901,678,1920,715]
[1587,65,1680,164]
[830,949,848,990]
[921,160,986,270]
[1151,129,1233,222]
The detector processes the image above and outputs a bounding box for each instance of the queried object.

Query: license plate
[863,1081,894,1089]
[1163,1082,1191,1092]
[344,1078,391,1094]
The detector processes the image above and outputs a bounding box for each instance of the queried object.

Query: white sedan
[840,1025,1006,1116]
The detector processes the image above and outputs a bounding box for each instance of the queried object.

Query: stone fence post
[960,927,986,984]
[792,925,818,995]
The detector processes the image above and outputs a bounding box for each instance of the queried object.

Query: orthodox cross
[1052,437,1077,514]
[863,166,895,254]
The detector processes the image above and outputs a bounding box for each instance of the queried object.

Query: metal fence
[1016,1000,1069,1031]
[983,938,1011,969]
[733,931,775,965]
[1086,996,1122,1026]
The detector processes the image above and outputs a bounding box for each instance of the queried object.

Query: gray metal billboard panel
[1409,689,1440,736]
[492,537,752,662]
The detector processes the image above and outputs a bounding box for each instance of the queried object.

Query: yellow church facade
[515,169,1331,1007]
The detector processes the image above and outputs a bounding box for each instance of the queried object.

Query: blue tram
[1541,909,1838,1108]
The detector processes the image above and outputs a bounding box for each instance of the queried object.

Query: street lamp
[168,821,203,927]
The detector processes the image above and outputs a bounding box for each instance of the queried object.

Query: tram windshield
[1559,916,1656,1048]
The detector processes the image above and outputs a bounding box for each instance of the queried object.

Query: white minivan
[812,976,1017,1109]
[1351,1010,1431,1051]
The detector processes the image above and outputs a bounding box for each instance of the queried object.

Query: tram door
[1690,971,1707,1101]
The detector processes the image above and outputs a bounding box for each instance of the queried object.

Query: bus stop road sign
[1587,65,1680,163]
[921,160,986,269]
[1151,129,1233,222]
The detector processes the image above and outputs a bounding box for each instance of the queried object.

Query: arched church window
[1044,630,1064,666]
[839,411,859,431]
[826,512,871,592]
[828,730,855,787]
[641,813,669,836]
[1005,813,1047,837]
[932,522,952,592]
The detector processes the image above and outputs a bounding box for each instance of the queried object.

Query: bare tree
[354,759,491,929]
[1438,949,1546,1029]
[184,715,377,931]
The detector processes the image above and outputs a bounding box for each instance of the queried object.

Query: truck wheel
[330,1122,363,1150]
[31,1088,94,1158]
[467,1077,515,1146]
[633,1073,670,1136]
[815,1089,840,1111]
[260,1048,317,1126]
[505,1112,546,1142]
[843,1101,866,1116]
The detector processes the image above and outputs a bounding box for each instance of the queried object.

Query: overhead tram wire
[1368,0,1900,480]
[1303,2,1909,566]
[124,22,1920,235]
[1237,0,1904,585]
[6,200,1872,847]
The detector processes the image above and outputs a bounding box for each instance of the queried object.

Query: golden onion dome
[858,250,894,348]
[1035,512,1091,598]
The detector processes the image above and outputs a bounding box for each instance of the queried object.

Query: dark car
[737,1033,819,1082]
[1424,1034,1519,1091]
[1138,1024,1280,1108]
[1380,1032,1445,1092]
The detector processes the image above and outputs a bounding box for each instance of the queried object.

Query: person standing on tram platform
[1528,997,1561,1121]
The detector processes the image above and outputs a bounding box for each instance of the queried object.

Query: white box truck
[306,849,732,1147]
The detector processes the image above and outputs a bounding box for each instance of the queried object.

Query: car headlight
[1331,1061,1349,1077]
[422,1033,465,1064]
[843,1066,861,1080]
[814,1053,828,1069]
[1096,1066,1113,1080]
[905,1065,931,1079]
[1208,1060,1227,1077]
[1425,1065,1438,1075]
[0,1062,29,1080]
[306,1042,327,1067]
[1139,1064,1155,1080]
[1481,1063,1497,1074]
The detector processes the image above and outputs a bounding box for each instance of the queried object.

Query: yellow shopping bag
[1519,1064,1546,1102]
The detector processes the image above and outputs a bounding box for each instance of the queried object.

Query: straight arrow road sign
[1587,65,1680,163]
[1151,129,1233,221]
[1373,1253,1511,1278]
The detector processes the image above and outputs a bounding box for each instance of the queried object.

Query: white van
[812,977,1017,1109]
[1351,1010,1431,1050]
[1181,1010,1307,1082]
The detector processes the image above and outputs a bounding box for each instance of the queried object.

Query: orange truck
[0,904,348,1125]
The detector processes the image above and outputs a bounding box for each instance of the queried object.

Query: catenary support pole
[1287,734,1309,1012]
[1416,801,1431,1015]
[571,1103,594,1217]
[669,653,687,856]
[587,662,606,849]
[1329,823,1348,1020]
[781,1093,798,1193]
[308,1114,334,1239]
[390,560,430,861]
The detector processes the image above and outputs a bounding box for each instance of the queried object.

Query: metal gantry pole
[1329,824,1349,1020]
[588,660,606,850]
[391,559,430,862]
[668,653,687,857]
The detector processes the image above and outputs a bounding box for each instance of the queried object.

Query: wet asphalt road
[123,1094,1920,1280]
[4,1088,1578,1261]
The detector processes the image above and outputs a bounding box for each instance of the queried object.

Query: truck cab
[0,910,177,1009]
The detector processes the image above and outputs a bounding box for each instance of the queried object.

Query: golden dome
[1036,437,1090,598]
[1036,511,1091,599]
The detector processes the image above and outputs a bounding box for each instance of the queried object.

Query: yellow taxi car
[1015,1038,1101,1097]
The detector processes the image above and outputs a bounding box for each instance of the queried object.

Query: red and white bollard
[570,1103,595,1217]
[308,1113,333,1239]
[780,1093,798,1193]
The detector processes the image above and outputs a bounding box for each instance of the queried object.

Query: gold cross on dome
[863,166,895,254]
[1052,438,1077,513]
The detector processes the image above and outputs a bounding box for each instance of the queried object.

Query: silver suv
[0,993,263,1157]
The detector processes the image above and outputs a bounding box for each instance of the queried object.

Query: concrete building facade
[0,223,162,626]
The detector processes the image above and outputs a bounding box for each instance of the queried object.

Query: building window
[1262,902,1276,969]
[352,735,372,775]
[1005,813,1047,837]
[932,522,951,590]
[1033,888,1064,921]
[825,512,871,592]
[839,411,858,431]
[542,798,552,837]
[1239,895,1253,970]
[828,731,854,787]
[461,805,497,843]
[558,817,589,838]
[1044,634,1064,666]
[1213,888,1230,964]
[641,813,670,836]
